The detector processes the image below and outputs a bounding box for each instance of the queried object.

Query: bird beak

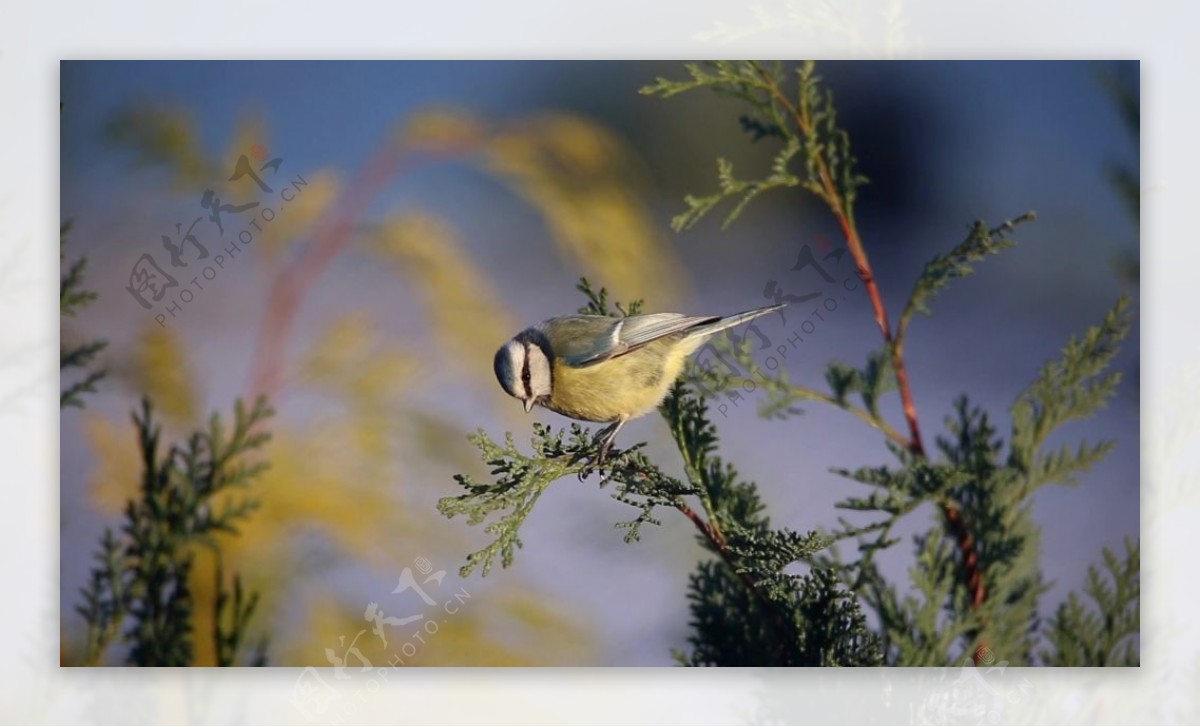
[523,398,534,413]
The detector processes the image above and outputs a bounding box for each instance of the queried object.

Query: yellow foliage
[281,585,592,667]
[482,589,595,665]
[75,102,690,666]
[106,104,213,189]
[85,319,421,664]
[173,420,419,665]
[259,170,340,258]
[233,431,409,565]
[395,109,692,309]
[371,212,515,373]
[303,314,415,389]
[130,326,197,425]
[83,412,140,515]
[87,323,201,517]
[483,114,689,308]
[535,114,611,171]
[301,313,422,461]
[399,108,486,151]
[83,310,591,665]
[224,113,269,181]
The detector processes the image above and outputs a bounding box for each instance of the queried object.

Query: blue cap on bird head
[494,332,552,413]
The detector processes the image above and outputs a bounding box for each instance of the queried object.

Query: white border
[3,0,1191,723]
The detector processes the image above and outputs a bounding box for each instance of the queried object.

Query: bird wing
[539,316,623,367]
[550,313,718,367]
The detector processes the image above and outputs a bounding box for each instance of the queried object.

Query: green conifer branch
[443,62,1138,667]
[1008,296,1131,493]
[895,212,1038,352]
[688,337,908,447]
[60,221,108,409]
[640,61,864,231]
[1041,537,1139,666]
[446,280,880,665]
[77,397,273,665]
[647,60,1137,667]
[213,559,266,667]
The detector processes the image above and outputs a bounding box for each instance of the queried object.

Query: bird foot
[580,419,624,473]
[593,424,617,467]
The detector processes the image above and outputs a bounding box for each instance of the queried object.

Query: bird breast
[546,336,698,422]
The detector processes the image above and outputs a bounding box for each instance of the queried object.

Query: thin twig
[751,61,925,455]
[752,61,987,663]
[729,376,910,449]
[676,502,796,665]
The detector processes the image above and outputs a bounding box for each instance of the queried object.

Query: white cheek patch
[526,345,552,400]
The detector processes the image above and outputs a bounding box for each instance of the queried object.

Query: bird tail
[686,303,785,340]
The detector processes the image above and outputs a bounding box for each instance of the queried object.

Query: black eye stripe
[521,344,532,396]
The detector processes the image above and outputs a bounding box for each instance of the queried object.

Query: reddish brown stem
[249,145,396,399]
[944,506,985,609]
[246,144,469,402]
[831,214,925,456]
[677,502,795,664]
[754,62,986,663]
[678,502,727,549]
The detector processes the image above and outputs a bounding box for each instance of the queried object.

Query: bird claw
[594,421,623,464]
[574,422,621,476]
[595,438,615,469]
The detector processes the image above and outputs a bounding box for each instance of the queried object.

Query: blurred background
[59,60,1138,666]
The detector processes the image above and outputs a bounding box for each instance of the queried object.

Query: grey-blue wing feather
[614,313,718,355]
[539,316,624,366]
[546,312,718,367]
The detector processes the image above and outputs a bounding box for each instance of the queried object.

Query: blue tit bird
[493,303,784,458]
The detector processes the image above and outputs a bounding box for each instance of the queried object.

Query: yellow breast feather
[546,336,703,422]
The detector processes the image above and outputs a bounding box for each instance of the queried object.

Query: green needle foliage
[438,420,696,577]
[61,220,107,408]
[440,280,708,579]
[61,228,274,667]
[641,60,867,231]
[76,397,273,666]
[447,61,1138,667]
[1042,537,1140,666]
[444,280,882,665]
[897,214,1037,343]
